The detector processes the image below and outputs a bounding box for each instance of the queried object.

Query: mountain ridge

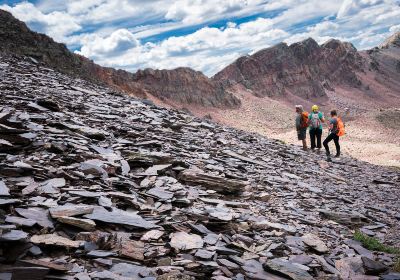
[1,9,399,112]
[213,37,365,101]
[0,11,400,278]
[0,9,240,108]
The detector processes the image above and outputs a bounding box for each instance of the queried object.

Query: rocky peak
[322,39,357,54]
[300,37,320,48]
[214,37,364,99]
[289,38,320,60]
[252,42,290,60]
[380,31,400,48]
[0,9,79,75]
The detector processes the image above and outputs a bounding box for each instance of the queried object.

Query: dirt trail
[191,92,400,168]
[275,123,400,168]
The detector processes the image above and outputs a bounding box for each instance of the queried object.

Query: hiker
[295,105,308,150]
[323,109,345,161]
[308,105,325,151]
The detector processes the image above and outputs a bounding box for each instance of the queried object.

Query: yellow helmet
[312,105,319,111]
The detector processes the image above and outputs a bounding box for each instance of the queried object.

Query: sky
[1,0,400,76]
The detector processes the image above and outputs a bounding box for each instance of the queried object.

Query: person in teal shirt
[308,105,325,151]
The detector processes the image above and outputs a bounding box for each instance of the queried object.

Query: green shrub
[353,230,400,254]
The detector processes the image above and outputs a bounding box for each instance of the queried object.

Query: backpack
[337,117,345,136]
[310,112,321,128]
[301,112,309,128]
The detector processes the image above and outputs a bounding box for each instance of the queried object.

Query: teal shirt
[308,112,324,130]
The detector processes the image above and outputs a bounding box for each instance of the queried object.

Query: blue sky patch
[1,0,399,75]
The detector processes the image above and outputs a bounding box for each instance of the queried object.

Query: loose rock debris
[0,55,399,279]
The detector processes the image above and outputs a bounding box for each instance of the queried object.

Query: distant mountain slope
[213,35,400,105]
[0,9,240,108]
[133,67,240,107]
[380,32,400,48]
[1,9,399,111]
[364,32,400,95]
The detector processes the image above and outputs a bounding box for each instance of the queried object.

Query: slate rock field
[0,55,399,280]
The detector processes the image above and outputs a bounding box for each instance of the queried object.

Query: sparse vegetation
[354,230,400,272]
[354,230,400,254]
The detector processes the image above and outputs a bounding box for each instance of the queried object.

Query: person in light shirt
[308,105,325,152]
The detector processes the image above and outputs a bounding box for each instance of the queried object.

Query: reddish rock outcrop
[213,38,364,100]
[133,68,239,107]
[76,56,147,98]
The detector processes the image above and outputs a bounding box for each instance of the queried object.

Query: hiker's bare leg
[302,139,307,150]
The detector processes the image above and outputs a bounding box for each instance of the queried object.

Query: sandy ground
[190,91,400,168]
[275,122,400,167]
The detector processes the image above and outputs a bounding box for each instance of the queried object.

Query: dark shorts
[297,128,307,140]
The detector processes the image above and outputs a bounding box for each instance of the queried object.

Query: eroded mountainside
[1,8,400,112]
[364,33,400,96]
[133,68,240,107]
[213,39,363,100]
[213,35,400,109]
[0,9,239,108]
[0,53,400,280]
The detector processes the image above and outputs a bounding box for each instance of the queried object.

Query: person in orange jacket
[323,109,344,161]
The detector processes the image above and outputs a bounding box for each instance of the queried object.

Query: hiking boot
[334,154,340,158]
[326,156,332,162]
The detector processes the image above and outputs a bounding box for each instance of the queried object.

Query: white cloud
[35,0,69,13]
[66,0,104,15]
[271,0,342,28]
[79,29,140,57]
[1,0,399,76]
[337,0,384,18]
[165,0,248,24]
[390,24,400,33]
[75,0,139,23]
[307,21,339,34]
[77,18,288,75]
[282,0,400,49]
[0,2,81,42]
